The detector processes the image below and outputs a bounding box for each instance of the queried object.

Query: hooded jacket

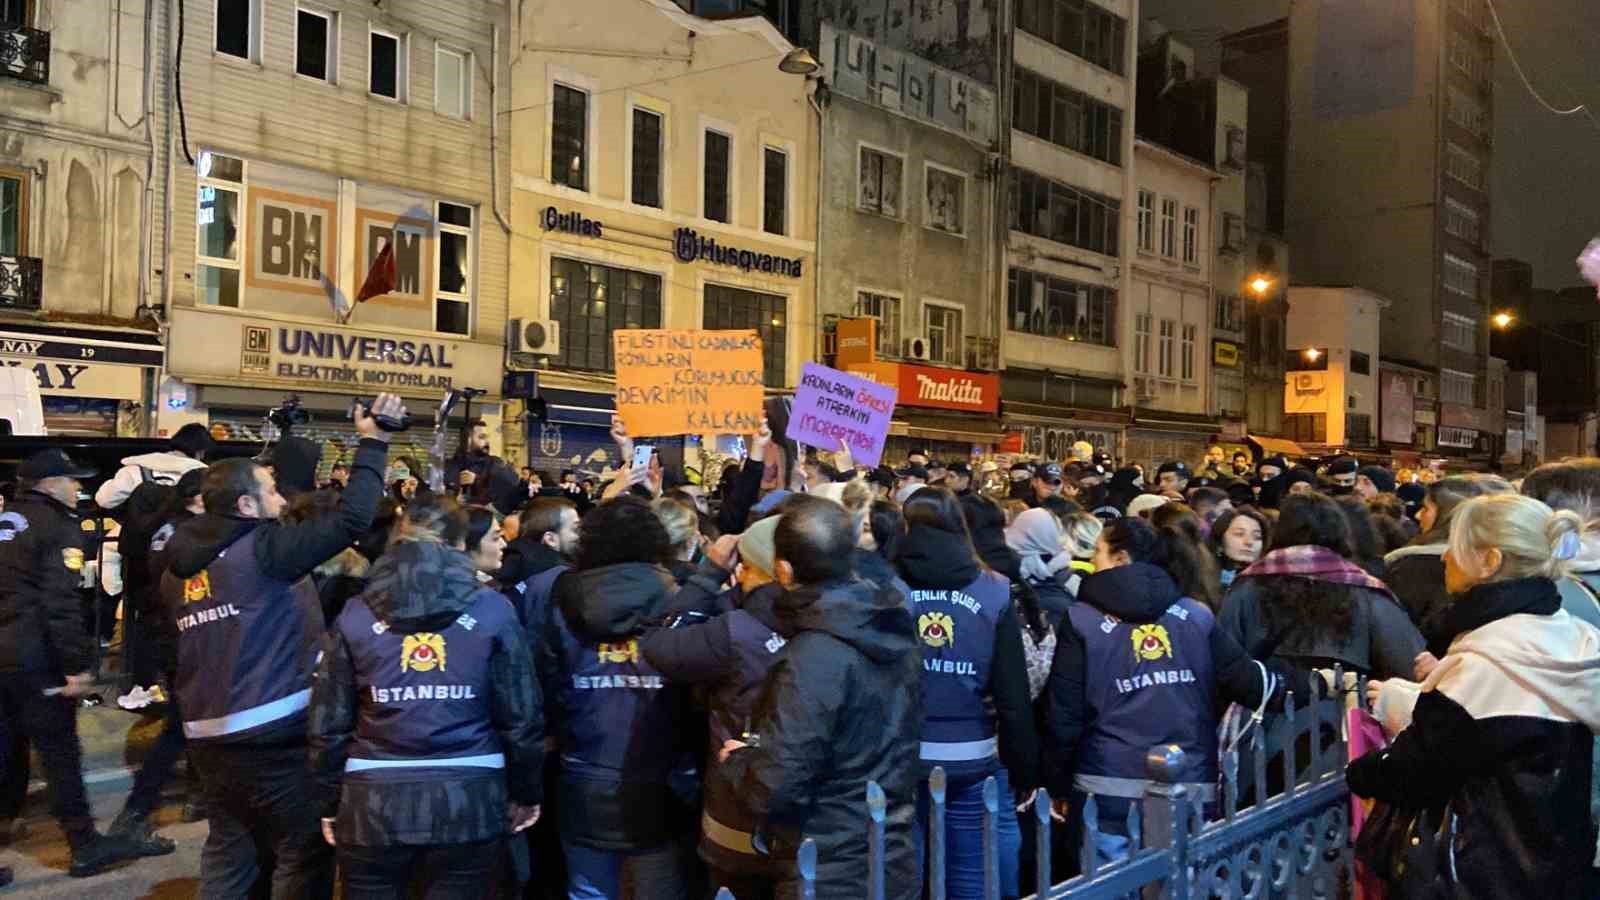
[1349,577,1600,897]
[536,561,693,850]
[721,577,922,899]
[894,525,1040,793]
[94,450,208,510]
[308,539,543,846]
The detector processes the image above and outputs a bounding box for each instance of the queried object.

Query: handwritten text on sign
[614,329,766,437]
[787,362,897,468]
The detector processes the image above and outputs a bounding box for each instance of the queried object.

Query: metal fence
[718,675,1358,900]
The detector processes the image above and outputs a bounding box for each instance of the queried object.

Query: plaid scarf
[1237,545,1397,601]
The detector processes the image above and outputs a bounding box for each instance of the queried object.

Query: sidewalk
[24,696,168,801]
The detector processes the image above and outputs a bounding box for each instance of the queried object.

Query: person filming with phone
[160,393,407,898]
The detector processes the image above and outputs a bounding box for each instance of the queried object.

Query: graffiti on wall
[816,0,998,85]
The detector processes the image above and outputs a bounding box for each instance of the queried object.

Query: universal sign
[672,228,803,278]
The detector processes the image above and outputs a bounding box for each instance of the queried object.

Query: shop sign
[821,22,997,144]
[540,206,603,238]
[1440,402,1490,432]
[1380,370,1415,444]
[0,331,163,368]
[998,431,1024,454]
[1212,341,1240,368]
[1414,408,1436,426]
[1437,425,1477,449]
[0,358,145,399]
[835,317,877,368]
[847,361,999,415]
[673,229,804,278]
[1018,423,1118,461]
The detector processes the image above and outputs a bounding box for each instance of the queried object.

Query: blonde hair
[1062,512,1103,560]
[651,497,699,555]
[1447,493,1584,583]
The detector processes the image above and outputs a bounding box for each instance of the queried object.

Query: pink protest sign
[787,362,897,468]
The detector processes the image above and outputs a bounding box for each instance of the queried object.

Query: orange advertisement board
[835,317,878,368]
[846,361,1000,415]
[613,329,766,436]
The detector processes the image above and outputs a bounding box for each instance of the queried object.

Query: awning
[539,387,614,428]
[889,412,1005,446]
[0,322,163,367]
[1248,435,1307,458]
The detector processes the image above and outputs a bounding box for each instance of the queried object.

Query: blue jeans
[562,841,685,900]
[916,768,1022,900]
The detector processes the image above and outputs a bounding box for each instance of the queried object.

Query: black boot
[67,831,139,878]
[108,808,176,856]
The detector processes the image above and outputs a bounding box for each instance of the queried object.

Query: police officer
[163,393,404,899]
[0,449,153,877]
[894,488,1038,899]
[308,494,543,897]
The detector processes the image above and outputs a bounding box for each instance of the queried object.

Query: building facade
[1284,286,1387,455]
[1001,0,1139,464]
[509,0,819,476]
[1,0,164,436]
[147,0,512,470]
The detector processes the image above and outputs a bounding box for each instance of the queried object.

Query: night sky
[1137,0,1600,291]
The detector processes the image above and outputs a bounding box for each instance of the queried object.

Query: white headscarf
[1006,508,1065,582]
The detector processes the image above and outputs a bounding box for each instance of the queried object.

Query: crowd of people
[3,404,1600,898]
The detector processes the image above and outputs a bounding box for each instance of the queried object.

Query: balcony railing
[1,26,50,85]
[0,255,44,311]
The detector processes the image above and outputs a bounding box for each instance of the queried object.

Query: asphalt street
[1,790,203,897]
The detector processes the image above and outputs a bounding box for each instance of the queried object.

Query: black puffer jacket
[1349,577,1600,897]
[722,578,922,899]
[1384,544,1455,655]
[1220,573,1423,681]
[0,490,92,679]
[308,539,543,845]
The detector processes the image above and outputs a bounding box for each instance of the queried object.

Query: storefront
[1125,409,1223,471]
[842,360,1003,463]
[161,306,506,472]
[0,321,163,436]
[1001,409,1128,466]
[1438,402,1495,461]
[527,384,626,484]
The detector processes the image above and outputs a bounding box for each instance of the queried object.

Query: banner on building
[787,362,897,468]
[1379,370,1415,444]
[613,330,765,436]
[821,22,997,144]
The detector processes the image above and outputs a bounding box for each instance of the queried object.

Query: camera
[267,395,310,431]
[352,397,411,433]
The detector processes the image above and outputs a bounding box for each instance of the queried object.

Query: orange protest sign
[613,329,766,436]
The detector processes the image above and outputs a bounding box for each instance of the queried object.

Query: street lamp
[1492,311,1515,330]
[1249,275,1274,297]
[778,47,822,76]
[1303,347,1321,362]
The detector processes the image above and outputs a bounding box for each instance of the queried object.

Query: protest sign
[613,329,765,437]
[786,362,897,468]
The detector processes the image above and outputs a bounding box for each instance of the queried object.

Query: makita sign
[845,361,999,415]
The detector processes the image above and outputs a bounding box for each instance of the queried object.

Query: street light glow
[1492,311,1514,329]
[1303,348,1321,362]
[1249,275,1273,296]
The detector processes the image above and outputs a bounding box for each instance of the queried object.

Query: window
[855,291,902,357]
[1443,253,1478,298]
[1136,190,1154,252]
[435,45,469,118]
[1442,368,1476,404]
[704,285,787,387]
[1015,0,1128,74]
[1006,267,1116,346]
[1159,198,1177,258]
[924,165,966,236]
[1442,311,1477,350]
[435,202,473,335]
[551,84,588,190]
[1348,414,1373,447]
[1181,323,1197,381]
[1182,206,1199,264]
[295,8,334,81]
[1444,198,1480,244]
[703,130,731,223]
[924,303,963,366]
[1158,319,1175,377]
[859,146,904,219]
[1447,87,1487,138]
[550,257,663,372]
[1011,67,1124,165]
[1134,314,1151,373]
[631,109,663,208]
[215,0,255,60]
[1351,350,1371,375]
[763,147,788,235]
[1446,142,1482,191]
[0,169,24,255]
[1214,293,1242,332]
[1008,169,1120,257]
[0,0,27,28]
[195,153,245,307]
[369,29,406,101]
[1284,413,1328,445]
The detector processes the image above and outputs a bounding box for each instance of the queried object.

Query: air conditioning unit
[904,336,931,362]
[508,318,561,356]
[1294,372,1326,394]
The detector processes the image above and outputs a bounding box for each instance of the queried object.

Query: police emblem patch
[918,612,955,649]
[62,548,84,571]
[596,640,639,664]
[401,633,447,672]
[1131,623,1173,661]
[183,572,212,604]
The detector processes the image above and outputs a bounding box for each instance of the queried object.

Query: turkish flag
[356,240,398,305]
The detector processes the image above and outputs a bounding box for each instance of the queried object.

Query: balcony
[0,255,43,311]
[1,26,49,85]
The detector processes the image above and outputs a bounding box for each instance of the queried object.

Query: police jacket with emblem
[895,524,1040,791]
[0,490,93,678]
[537,560,693,851]
[1045,563,1267,816]
[309,539,543,847]
[163,437,389,745]
[640,576,789,875]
